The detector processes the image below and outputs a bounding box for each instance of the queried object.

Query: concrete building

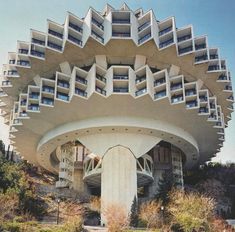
[0,3,234,223]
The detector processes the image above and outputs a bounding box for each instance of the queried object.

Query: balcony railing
[29,93,39,99]
[7,70,18,76]
[1,80,11,86]
[177,34,191,43]
[210,54,219,60]
[30,50,45,58]
[42,97,54,105]
[159,38,174,48]
[57,81,69,88]
[18,49,28,54]
[199,96,207,102]
[178,45,193,54]
[9,59,15,64]
[113,75,129,80]
[218,75,227,81]
[135,88,147,96]
[138,21,151,32]
[138,33,151,44]
[171,95,183,103]
[48,29,63,39]
[154,78,166,86]
[68,22,83,33]
[96,74,106,83]
[225,85,232,91]
[195,43,206,50]
[95,86,106,95]
[76,76,87,85]
[32,38,45,46]
[91,18,104,30]
[113,87,129,93]
[159,26,172,36]
[13,119,20,124]
[112,32,130,37]
[221,65,226,70]
[154,90,166,99]
[112,19,130,24]
[171,83,182,91]
[198,107,209,113]
[19,112,28,117]
[75,88,87,97]
[208,114,217,120]
[48,41,62,51]
[17,60,30,66]
[42,86,54,93]
[91,31,104,43]
[228,95,234,101]
[28,104,40,111]
[208,65,220,71]
[186,100,197,108]
[57,92,69,101]
[20,100,27,106]
[68,34,82,46]
[136,76,146,84]
[185,89,196,96]
[195,55,207,62]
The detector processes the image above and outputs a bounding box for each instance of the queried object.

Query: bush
[103,203,129,232]
[168,189,215,232]
[62,215,84,232]
[139,200,163,229]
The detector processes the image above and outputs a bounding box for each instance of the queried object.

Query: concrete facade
[0,3,234,222]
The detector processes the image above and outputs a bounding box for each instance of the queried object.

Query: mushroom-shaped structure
[0,3,234,222]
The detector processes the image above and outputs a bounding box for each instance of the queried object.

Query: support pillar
[101,145,137,225]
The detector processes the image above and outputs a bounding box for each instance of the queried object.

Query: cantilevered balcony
[95,86,106,96]
[186,100,197,108]
[76,76,87,85]
[57,80,69,88]
[159,38,174,49]
[32,38,45,46]
[41,97,54,105]
[154,90,166,99]
[57,92,69,101]
[48,42,62,51]
[29,93,39,99]
[136,75,146,84]
[30,50,45,58]
[96,74,106,83]
[68,22,83,33]
[199,96,208,102]
[28,104,40,111]
[112,32,130,37]
[1,80,11,86]
[17,60,30,67]
[208,65,220,71]
[177,34,191,43]
[112,18,130,24]
[7,70,18,76]
[18,49,28,54]
[178,45,193,55]
[138,21,151,32]
[113,75,128,80]
[198,107,209,113]
[170,83,182,91]
[195,55,207,63]
[210,54,219,60]
[42,86,54,93]
[159,26,172,36]
[91,31,104,43]
[138,33,151,44]
[154,77,166,86]
[185,89,196,96]
[48,29,63,39]
[208,113,217,120]
[113,87,129,93]
[75,88,87,97]
[92,18,104,30]
[195,44,206,50]
[9,59,15,64]
[171,94,183,103]
[68,34,82,46]
[225,85,232,91]
[135,88,147,96]
[20,100,27,106]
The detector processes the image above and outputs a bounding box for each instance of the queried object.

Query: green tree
[129,196,138,228]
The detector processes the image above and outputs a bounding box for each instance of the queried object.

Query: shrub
[103,203,129,232]
[168,189,215,232]
[89,196,101,213]
[139,200,163,229]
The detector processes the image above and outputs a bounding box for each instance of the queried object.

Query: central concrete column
[101,145,137,225]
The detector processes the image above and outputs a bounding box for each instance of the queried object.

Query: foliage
[155,170,174,205]
[129,196,139,228]
[103,203,130,232]
[89,196,101,213]
[211,217,235,232]
[168,189,215,232]
[139,200,163,229]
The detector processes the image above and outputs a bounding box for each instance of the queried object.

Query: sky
[0,0,234,162]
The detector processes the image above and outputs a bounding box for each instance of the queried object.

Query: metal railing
[42,86,55,93]
[112,32,130,37]
[177,34,191,43]
[75,88,87,97]
[48,42,62,51]
[136,76,146,84]
[198,107,209,113]
[48,29,63,39]
[138,33,151,44]
[185,89,196,96]
[113,87,129,93]
[154,90,166,99]
[138,21,151,32]
[18,49,28,54]
[159,26,172,36]
[186,100,197,108]
[68,34,82,46]
[91,18,104,30]
[96,74,106,83]
[195,55,207,62]
[208,65,220,71]
[42,97,54,105]
[171,83,182,91]
[28,105,40,111]
[195,43,206,50]
[95,86,106,95]
[171,95,183,103]
[32,38,45,46]
[112,19,130,24]
[159,38,174,48]
[17,60,30,66]
[31,50,45,58]
[113,75,129,80]
[178,45,193,54]
[91,31,104,43]
[57,92,69,101]
[76,76,87,85]
[154,78,166,86]
[210,54,219,60]
[57,81,69,88]
[68,22,83,33]
[135,88,147,96]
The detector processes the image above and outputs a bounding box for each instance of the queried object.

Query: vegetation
[129,196,139,228]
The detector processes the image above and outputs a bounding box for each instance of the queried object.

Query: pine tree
[155,170,173,205]
[129,196,138,227]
